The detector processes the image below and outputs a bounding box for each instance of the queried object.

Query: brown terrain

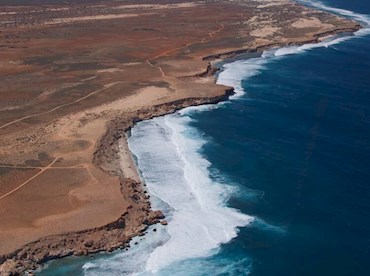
[0,0,361,274]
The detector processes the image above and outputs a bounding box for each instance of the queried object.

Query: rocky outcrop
[0,15,362,276]
[203,26,361,61]
[0,177,165,275]
[0,84,235,275]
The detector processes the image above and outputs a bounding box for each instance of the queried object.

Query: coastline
[0,88,236,275]
[202,27,360,61]
[1,26,362,275]
[0,0,364,274]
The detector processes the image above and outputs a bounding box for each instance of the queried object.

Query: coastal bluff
[0,0,360,274]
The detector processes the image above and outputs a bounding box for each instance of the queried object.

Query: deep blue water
[39,0,370,275]
[185,1,370,275]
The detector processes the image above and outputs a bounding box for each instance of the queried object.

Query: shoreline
[55,26,364,272]
[1,26,362,275]
[0,88,236,275]
[0,1,363,274]
[202,27,361,62]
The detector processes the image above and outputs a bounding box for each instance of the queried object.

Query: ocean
[39,0,370,275]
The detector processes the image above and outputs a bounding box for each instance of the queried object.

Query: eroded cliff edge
[0,0,362,274]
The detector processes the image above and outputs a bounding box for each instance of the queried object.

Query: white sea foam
[82,112,253,275]
[216,58,268,99]
[298,0,370,31]
[83,225,171,275]
[81,2,369,275]
[273,35,352,57]
[127,114,253,273]
[217,0,370,96]
[156,255,252,276]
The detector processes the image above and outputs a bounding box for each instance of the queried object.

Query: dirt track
[0,0,361,274]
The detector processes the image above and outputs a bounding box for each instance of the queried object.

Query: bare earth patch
[0,0,361,274]
[250,26,281,38]
[45,13,139,25]
[292,17,335,29]
[113,2,199,10]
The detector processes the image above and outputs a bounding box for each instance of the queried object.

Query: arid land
[0,0,361,274]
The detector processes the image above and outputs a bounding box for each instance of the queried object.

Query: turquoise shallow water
[39,1,370,275]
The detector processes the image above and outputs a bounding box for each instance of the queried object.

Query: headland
[0,0,361,274]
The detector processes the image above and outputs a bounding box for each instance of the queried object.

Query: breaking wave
[81,1,369,275]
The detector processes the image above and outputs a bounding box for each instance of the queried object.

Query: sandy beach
[0,0,361,274]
